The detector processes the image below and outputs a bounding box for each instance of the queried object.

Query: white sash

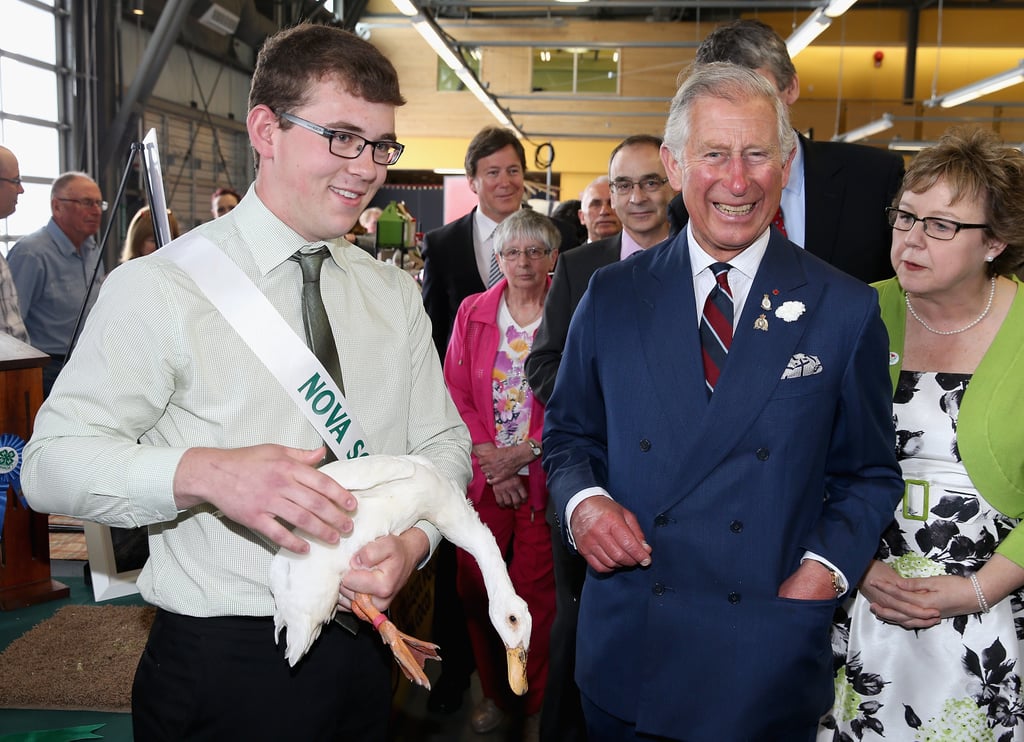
[162,233,369,461]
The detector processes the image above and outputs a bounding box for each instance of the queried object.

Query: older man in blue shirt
[8,171,105,394]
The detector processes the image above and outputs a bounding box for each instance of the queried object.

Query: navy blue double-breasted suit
[542,227,902,740]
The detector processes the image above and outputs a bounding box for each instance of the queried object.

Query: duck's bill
[506,646,529,696]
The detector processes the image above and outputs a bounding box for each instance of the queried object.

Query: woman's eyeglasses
[886,207,988,241]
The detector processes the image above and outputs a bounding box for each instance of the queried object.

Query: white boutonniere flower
[775,301,805,322]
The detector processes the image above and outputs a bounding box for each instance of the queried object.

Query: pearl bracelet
[969,573,990,614]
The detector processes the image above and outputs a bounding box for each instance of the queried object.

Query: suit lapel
[583,234,622,274]
[598,235,623,271]
[658,235,823,501]
[632,236,709,450]
[564,234,621,305]
[706,237,820,429]
[459,210,485,293]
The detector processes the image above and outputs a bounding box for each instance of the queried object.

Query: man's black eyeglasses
[0,176,22,186]
[276,111,404,166]
[609,177,670,195]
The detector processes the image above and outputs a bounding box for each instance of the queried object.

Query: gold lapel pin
[754,314,769,332]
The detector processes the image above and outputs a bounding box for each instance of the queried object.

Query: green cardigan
[875,277,1024,567]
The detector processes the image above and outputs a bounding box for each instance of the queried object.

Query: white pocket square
[781,353,822,379]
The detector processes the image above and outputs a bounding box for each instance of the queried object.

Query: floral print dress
[491,299,538,455]
[820,370,1024,742]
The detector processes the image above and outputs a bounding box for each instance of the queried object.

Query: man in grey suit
[526,133,674,742]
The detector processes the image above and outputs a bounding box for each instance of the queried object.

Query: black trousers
[540,503,589,742]
[429,538,475,685]
[132,609,392,741]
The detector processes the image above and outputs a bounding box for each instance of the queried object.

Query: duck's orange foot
[379,623,442,687]
[352,593,441,689]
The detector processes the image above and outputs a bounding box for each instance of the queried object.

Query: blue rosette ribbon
[0,432,29,538]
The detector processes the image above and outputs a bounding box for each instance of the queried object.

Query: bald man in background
[0,145,29,343]
[577,176,621,244]
[8,171,106,393]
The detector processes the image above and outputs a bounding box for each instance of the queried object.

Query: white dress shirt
[22,188,472,617]
[780,139,807,248]
[473,208,501,285]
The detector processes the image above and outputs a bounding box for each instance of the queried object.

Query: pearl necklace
[905,276,996,336]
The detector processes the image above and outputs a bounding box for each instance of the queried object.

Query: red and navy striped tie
[700,262,733,395]
[772,206,787,237]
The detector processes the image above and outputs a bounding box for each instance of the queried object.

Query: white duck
[269,454,531,694]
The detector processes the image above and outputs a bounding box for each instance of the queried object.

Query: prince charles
[541,63,903,742]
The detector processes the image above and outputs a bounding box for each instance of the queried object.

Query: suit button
[756,448,770,461]
[652,582,666,596]
[639,438,651,452]
[654,514,669,527]
[728,592,741,604]
[729,520,743,533]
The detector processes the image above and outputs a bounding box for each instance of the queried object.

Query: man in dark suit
[527,135,673,405]
[526,134,673,742]
[670,18,905,284]
[420,126,578,358]
[542,63,902,741]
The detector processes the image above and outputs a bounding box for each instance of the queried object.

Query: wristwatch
[827,568,844,597]
[527,439,542,459]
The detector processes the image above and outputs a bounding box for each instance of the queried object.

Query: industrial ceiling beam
[99,0,193,179]
[421,1,821,8]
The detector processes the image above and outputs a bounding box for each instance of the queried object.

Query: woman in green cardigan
[821,128,1024,741]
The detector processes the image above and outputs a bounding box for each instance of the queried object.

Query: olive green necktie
[290,246,360,632]
[290,246,342,464]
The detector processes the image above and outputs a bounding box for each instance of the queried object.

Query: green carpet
[0,574,141,741]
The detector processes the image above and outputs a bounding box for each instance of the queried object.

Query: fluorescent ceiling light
[391,0,419,16]
[889,139,1024,153]
[786,9,831,58]
[824,0,859,18]
[404,15,522,134]
[924,60,1024,108]
[887,140,933,153]
[411,18,464,71]
[832,114,893,143]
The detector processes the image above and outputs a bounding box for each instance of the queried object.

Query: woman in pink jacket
[443,208,559,740]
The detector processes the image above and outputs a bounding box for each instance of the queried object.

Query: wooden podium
[0,334,68,610]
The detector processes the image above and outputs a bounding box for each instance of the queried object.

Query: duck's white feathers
[270,454,531,667]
